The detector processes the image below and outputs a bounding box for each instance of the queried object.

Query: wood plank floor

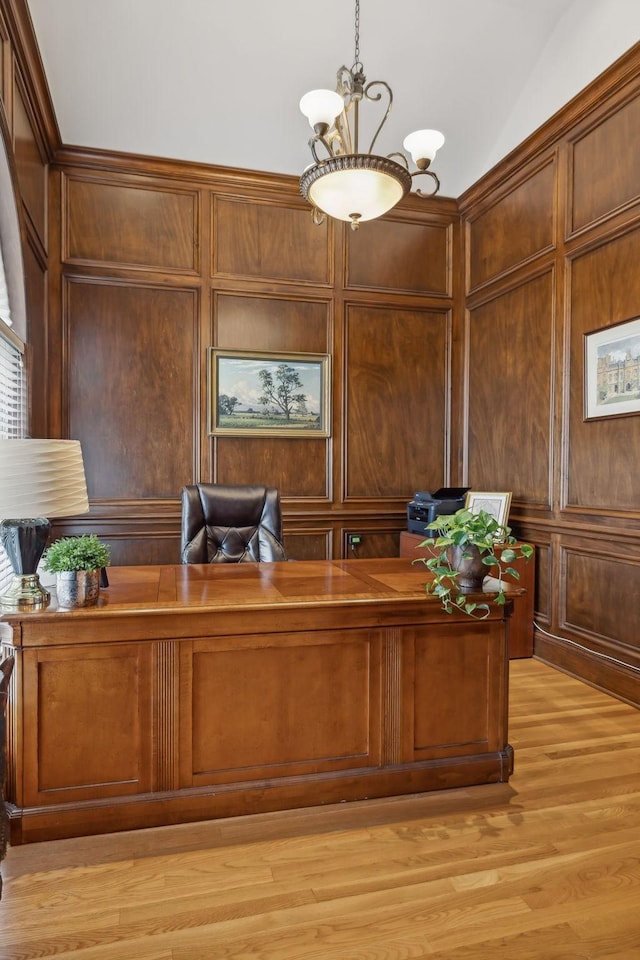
[1,658,639,960]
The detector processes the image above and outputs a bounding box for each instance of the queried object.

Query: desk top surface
[2,558,427,619]
[0,557,519,626]
[109,557,433,607]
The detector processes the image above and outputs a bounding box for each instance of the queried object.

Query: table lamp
[0,439,89,609]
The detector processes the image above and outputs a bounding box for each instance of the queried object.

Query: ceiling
[25,0,640,198]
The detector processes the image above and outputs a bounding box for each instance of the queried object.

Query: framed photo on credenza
[464,491,512,527]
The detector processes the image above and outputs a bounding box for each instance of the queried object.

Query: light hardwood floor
[1,658,639,960]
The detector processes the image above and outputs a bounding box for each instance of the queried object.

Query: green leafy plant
[43,534,111,573]
[418,508,533,619]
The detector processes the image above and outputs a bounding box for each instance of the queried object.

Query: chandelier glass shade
[300,154,412,226]
[299,0,444,230]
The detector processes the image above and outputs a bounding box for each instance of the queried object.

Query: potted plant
[42,534,110,608]
[418,508,533,619]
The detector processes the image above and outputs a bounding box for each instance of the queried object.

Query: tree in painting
[258,364,306,421]
[218,394,239,416]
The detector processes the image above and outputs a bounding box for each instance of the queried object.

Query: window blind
[0,318,26,591]
[0,321,24,437]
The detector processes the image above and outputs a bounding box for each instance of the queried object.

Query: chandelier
[299,0,444,231]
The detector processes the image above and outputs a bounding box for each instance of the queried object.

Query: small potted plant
[418,508,533,619]
[42,534,111,608]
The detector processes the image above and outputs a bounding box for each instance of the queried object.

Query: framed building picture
[208,349,330,437]
[584,316,640,420]
[465,491,512,527]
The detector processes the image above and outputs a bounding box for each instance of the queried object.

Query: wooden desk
[1,558,515,843]
[400,531,535,658]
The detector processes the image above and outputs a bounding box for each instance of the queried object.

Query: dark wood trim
[534,634,640,709]
[1,0,60,158]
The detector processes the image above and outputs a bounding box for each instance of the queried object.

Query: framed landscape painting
[584,316,640,420]
[208,349,330,437]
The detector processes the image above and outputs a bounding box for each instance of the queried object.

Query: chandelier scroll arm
[364,80,393,155]
[411,168,441,198]
[308,130,345,164]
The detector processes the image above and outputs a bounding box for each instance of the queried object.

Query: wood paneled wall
[460,42,640,704]
[43,152,458,564]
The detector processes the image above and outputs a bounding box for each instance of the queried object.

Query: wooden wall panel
[345,304,449,500]
[64,175,199,273]
[562,543,640,657]
[214,293,330,354]
[213,196,331,285]
[22,232,47,436]
[467,160,555,291]
[212,291,332,499]
[346,216,451,296]
[341,529,401,560]
[280,526,403,562]
[46,518,183,566]
[567,229,640,513]
[104,536,181,567]
[467,272,553,505]
[214,437,328,499]
[282,529,332,561]
[533,540,550,624]
[66,279,198,499]
[571,93,640,233]
[511,522,551,625]
[11,73,45,240]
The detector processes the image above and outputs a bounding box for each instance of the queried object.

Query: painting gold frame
[208,348,330,437]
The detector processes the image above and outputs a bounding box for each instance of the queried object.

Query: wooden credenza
[1,557,517,844]
[400,531,535,658]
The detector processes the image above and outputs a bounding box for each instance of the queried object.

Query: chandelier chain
[353,0,361,72]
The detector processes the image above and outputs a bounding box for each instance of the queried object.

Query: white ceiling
[25,0,640,198]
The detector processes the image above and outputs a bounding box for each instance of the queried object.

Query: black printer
[406,487,469,535]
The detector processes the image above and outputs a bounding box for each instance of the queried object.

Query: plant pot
[55,570,101,608]
[446,544,486,593]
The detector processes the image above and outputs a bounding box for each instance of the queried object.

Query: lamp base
[0,573,50,609]
[0,517,52,610]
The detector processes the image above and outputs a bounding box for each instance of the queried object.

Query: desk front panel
[20,642,153,807]
[184,628,382,785]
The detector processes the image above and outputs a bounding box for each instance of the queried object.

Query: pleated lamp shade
[0,439,89,518]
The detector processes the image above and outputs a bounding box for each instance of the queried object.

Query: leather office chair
[180,483,287,563]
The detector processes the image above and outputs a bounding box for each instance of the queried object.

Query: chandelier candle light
[299,0,444,230]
